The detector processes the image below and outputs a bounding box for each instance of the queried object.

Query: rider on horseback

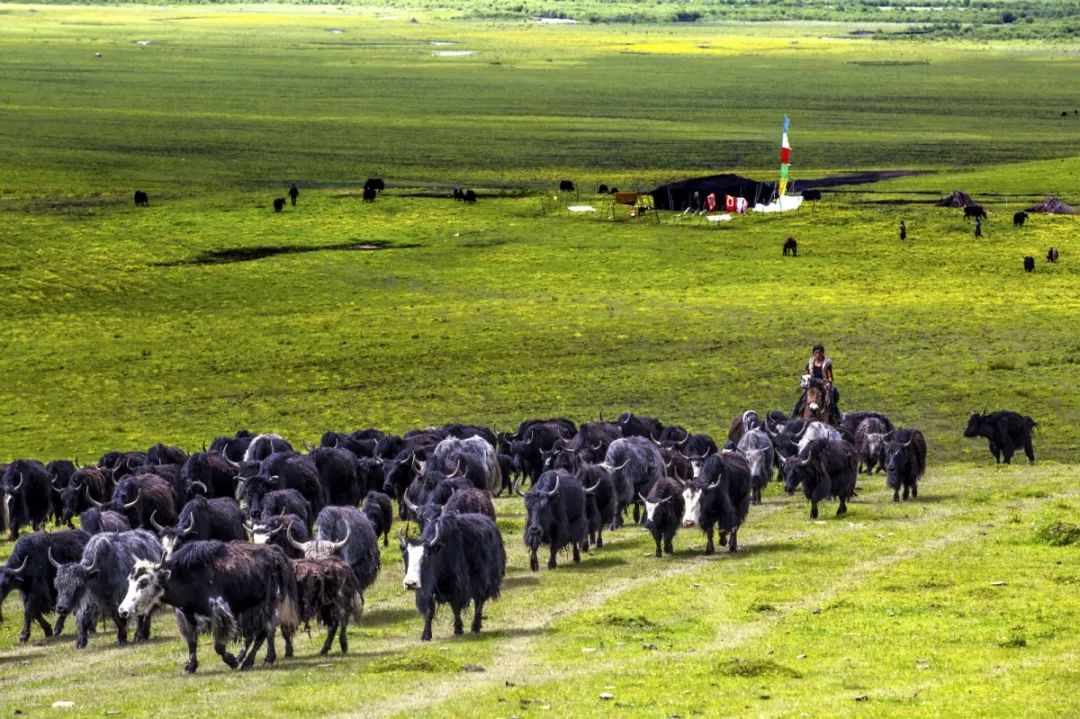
[792,344,841,424]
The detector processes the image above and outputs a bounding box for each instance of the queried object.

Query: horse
[797,378,833,424]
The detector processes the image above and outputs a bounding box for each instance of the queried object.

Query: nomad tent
[649,174,773,212]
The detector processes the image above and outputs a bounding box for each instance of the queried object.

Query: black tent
[649,174,774,211]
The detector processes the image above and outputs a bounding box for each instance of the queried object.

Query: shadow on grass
[153,240,422,266]
[361,607,418,628]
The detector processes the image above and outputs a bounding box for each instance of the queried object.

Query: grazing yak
[642,477,685,557]
[3,460,54,540]
[558,180,575,193]
[681,453,751,554]
[884,429,927,502]
[52,529,163,648]
[118,541,299,673]
[783,237,798,256]
[400,513,505,641]
[1013,211,1028,227]
[78,508,131,535]
[362,490,394,547]
[963,205,987,220]
[364,178,385,193]
[0,530,90,642]
[273,197,286,212]
[1024,256,1035,272]
[291,557,363,655]
[783,439,857,519]
[963,410,1038,464]
[362,186,377,202]
[577,463,616,548]
[1047,247,1059,263]
[737,428,775,504]
[523,471,587,571]
[133,190,149,207]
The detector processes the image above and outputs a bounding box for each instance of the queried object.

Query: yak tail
[275,555,300,632]
[349,590,365,624]
[278,591,299,632]
[1028,417,1040,431]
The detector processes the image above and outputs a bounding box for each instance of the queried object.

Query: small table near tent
[609,191,658,222]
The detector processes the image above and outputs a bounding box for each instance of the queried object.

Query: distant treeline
[7,0,1080,40]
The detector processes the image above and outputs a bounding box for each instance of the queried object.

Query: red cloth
[724,194,737,212]
[705,193,717,211]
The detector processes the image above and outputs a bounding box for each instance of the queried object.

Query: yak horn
[327,526,351,551]
[11,472,23,492]
[47,548,63,569]
[403,494,419,513]
[86,486,105,508]
[122,489,141,510]
[149,510,167,533]
[9,556,29,575]
[180,514,196,536]
[583,482,598,495]
[428,520,442,547]
[638,492,649,503]
[286,524,307,552]
[546,476,560,497]
[190,481,208,495]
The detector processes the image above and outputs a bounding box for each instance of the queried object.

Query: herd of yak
[0,408,1037,673]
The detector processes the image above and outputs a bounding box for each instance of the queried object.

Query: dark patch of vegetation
[155,240,417,266]
[713,658,803,679]
[1035,521,1080,547]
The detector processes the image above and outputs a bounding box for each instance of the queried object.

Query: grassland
[0,5,1078,717]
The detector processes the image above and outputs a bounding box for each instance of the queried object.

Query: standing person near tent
[792,344,841,425]
[974,217,982,238]
[899,219,907,241]
[288,183,299,206]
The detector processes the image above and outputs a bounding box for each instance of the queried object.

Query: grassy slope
[0,6,1078,717]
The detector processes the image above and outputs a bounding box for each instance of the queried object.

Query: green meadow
[0,5,1078,717]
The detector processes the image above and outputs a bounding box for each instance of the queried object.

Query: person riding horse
[792,344,841,425]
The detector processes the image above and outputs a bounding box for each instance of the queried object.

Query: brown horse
[798,379,831,423]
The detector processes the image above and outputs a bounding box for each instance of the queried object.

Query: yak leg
[632,503,641,524]
[178,610,200,674]
[718,530,729,548]
[572,543,581,564]
[893,488,900,502]
[988,441,1001,463]
[837,497,848,516]
[704,525,715,555]
[320,621,338,656]
[911,482,918,498]
[135,614,152,642]
[596,525,604,549]
[73,608,93,648]
[472,599,485,634]
[116,615,129,646]
[215,639,239,669]
[652,530,663,558]
[1024,438,1036,464]
[663,529,675,556]
[452,605,464,636]
[810,501,819,520]
[240,631,267,670]
[548,545,558,570]
[339,612,349,654]
[529,548,540,572]
[728,526,739,553]
[902,484,910,501]
[419,596,435,642]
